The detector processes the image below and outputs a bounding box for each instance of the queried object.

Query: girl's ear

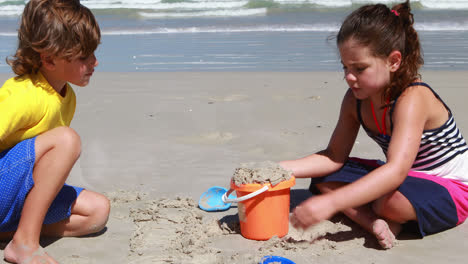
[388,50,402,72]
[40,53,56,71]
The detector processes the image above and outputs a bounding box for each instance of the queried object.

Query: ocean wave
[102,24,341,35]
[102,22,468,35]
[418,0,468,9]
[85,0,468,11]
[139,8,267,18]
[83,0,248,10]
[1,20,467,37]
[0,32,17,37]
[0,3,23,16]
[416,22,468,31]
[2,0,468,18]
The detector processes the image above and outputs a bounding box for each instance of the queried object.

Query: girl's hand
[290,194,337,229]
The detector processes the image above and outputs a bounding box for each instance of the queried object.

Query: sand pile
[232,161,293,186]
[110,192,374,264]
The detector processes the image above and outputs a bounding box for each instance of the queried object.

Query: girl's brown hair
[7,0,101,76]
[337,0,423,102]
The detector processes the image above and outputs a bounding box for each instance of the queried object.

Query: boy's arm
[280,89,360,177]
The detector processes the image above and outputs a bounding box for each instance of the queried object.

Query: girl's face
[339,38,393,101]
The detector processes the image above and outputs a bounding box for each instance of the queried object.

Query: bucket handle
[222,185,269,203]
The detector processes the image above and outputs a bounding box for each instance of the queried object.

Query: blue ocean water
[0,0,467,72]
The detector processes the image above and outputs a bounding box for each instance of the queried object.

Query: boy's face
[54,53,99,87]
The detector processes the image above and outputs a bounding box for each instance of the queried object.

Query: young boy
[0,1,110,263]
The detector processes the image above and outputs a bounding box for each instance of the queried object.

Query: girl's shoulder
[394,83,450,129]
[411,81,446,99]
[395,82,441,107]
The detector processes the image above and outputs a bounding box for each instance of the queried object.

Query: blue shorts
[310,157,468,237]
[0,137,84,232]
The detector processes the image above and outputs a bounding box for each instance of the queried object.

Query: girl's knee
[316,182,346,193]
[372,192,415,223]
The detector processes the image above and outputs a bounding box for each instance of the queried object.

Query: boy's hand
[290,194,337,229]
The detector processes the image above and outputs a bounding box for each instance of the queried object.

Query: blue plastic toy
[259,256,295,264]
[198,186,236,212]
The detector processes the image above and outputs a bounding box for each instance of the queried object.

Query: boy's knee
[89,194,111,233]
[52,127,81,156]
[35,126,81,161]
[54,127,81,146]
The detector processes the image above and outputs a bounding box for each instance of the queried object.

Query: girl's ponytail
[337,0,423,102]
[388,0,424,101]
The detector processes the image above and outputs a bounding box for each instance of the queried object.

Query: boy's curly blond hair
[7,0,101,76]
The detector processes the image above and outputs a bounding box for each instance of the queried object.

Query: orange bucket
[225,177,295,240]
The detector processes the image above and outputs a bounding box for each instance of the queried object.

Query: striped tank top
[357,82,468,178]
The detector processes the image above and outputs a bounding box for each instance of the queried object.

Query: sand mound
[119,194,375,264]
[232,161,292,186]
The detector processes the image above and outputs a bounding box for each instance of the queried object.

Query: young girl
[0,0,110,263]
[280,1,468,249]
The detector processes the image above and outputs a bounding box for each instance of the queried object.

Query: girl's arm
[330,88,426,209]
[293,87,428,228]
[280,89,360,178]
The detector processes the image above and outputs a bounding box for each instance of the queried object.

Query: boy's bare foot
[4,240,59,264]
[372,219,399,249]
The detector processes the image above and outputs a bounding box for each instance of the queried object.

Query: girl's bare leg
[316,182,416,249]
[3,127,109,264]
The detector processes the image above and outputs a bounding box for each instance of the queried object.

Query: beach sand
[1,71,468,263]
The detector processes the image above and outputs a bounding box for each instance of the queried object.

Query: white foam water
[2,0,468,17]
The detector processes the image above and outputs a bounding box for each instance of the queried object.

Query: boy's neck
[39,69,67,97]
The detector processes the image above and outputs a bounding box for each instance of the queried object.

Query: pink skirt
[310,157,468,237]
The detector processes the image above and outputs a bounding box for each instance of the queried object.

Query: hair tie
[391,9,399,16]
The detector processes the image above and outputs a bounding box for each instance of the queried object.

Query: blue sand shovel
[198,185,270,212]
[198,186,236,212]
[259,256,296,264]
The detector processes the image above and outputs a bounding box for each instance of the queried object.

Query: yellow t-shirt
[0,72,76,152]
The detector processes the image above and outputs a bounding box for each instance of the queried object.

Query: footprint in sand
[208,94,249,102]
[179,131,237,145]
[272,95,321,102]
[281,130,305,137]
